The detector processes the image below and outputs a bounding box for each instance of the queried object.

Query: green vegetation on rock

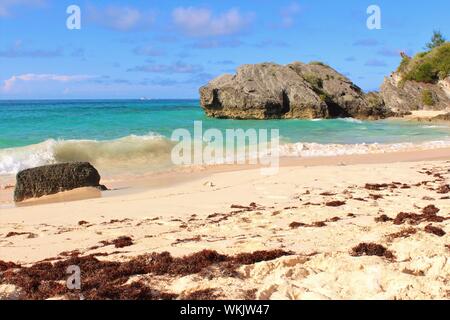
[397,56,411,73]
[309,61,329,67]
[398,35,450,84]
[304,73,323,89]
[421,89,435,106]
[426,30,446,50]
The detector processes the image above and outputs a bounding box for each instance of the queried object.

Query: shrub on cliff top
[309,61,329,67]
[426,30,446,50]
[400,42,450,84]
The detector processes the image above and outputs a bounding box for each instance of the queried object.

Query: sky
[0,0,449,99]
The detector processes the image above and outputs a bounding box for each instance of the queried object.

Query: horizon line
[0,98,201,101]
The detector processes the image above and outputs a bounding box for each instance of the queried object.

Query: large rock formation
[200,61,393,120]
[381,43,450,112]
[14,162,104,202]
[381,74,450,112]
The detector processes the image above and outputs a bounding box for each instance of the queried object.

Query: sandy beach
[2,0,450,305]
[403,110,449,119]
[401,110,450,122]
[1,148,449,300]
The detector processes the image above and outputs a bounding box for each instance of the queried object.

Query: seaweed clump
[424,224,446,237]
[0,249,292,300]
[100,236,134,248]
[351,243,395,260]
[393,205,447,225]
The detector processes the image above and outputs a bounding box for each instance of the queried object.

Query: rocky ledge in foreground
[200,61,393,120]
[411,112,450,124]
[14,162,106,202]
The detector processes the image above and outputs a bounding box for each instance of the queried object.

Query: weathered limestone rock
[14,162,104,202]
[200,61,393,120]
[381,74,450,112]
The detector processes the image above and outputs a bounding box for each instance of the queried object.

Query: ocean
[1,99,450,175]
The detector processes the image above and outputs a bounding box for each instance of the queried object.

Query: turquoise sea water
[1,99,450,175]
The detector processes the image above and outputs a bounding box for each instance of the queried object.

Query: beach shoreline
[1,114,450,300]
[2,146,450,206]
[2,1,449,302]
[1,146,449,299]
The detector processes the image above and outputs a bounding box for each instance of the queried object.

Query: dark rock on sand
[432,113,450,121]
[14,162,103,202]
[428,112,450,122]
[200,61,393,120]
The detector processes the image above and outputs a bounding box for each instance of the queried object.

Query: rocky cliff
[381,72,450,112]
[381,43,450,112]
[200,62,393,120]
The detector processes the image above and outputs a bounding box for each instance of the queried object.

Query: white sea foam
[1,135,450,175]
[337,118,364,124]
[0,133,174,175]
[0,140,56,175]
[422,125,449,129]
[277,139,450,158]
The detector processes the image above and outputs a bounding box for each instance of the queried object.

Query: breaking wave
[0,133,175,175]
[1,133,450,175]
[277,140,450,157]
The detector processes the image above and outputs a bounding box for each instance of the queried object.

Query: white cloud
[127,61,203,74]
[0,7,8,16]
[87,5,155,31]
[133,45,164,57]
[280,2,301,28]
[190,39,244,49]
[2,74,94,92]
[365,59,387,67]
[0,0,45,17]
[0,40,62,58]
[172,7,252,37]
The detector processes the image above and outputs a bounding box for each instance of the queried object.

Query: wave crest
[278,140,450,157]
[2,135,450,175]
[0,134,175,175]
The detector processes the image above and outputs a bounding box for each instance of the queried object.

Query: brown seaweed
[351,243,395,260]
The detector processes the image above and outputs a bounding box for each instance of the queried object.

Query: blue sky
[0,0,449,99]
